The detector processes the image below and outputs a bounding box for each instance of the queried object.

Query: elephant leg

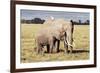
[66,30,73,53]
[70,46,73,53]
[68,44,73,53]
[53,38,56,47]
[63,32,68,53]
[64,40,68,53]
[50,44,54,53]
[49,41,54,53]
[37,44,40,54]
[69,35,73,53]
[57,40,60,53]
[68,37,73,53]
[47,44,50,53]
[40,46,44,55]
[53,39,56,53]
[37,44,44,55]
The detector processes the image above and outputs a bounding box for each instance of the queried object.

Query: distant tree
[33,18,41,24]
[31,19,35,23]
[21,18,45,24]
[26,20,31,24]
[86,20,90,24]
[21,19,26,23]
[33,18,45,24]
[79,20,82,24]
[42,20,45,24]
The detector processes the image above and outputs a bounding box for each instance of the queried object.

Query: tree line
[21,18,89,25]
[73,20,90,25]
[21,18,45,24]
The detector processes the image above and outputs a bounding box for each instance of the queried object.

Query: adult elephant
[49,19,74,53]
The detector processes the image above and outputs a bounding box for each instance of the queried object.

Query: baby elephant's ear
[54,33,61,40]
[63,24,67,31]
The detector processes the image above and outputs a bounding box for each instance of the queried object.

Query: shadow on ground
[44,49,89,54]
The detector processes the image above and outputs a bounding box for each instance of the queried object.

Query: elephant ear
[62,23,68,31]
[52,31,61,40]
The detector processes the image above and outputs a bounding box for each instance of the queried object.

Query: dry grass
[21,24,89,63]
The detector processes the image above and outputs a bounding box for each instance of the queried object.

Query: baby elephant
[35,29,55,54]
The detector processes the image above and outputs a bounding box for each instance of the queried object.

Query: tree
[86,20,89,24]
[33,18,45,24]
[21,18,45,24]
[79,20,81,24]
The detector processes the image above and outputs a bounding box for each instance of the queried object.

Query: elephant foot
[46,51,49,53]
[57,50,60,53]
[64,48,68,54]
[69,50,73,54]
[46,50,50,53]
[65,51,69,54]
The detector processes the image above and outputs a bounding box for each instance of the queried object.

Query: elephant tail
[70,20,74,34]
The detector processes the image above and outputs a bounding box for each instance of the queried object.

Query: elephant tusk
[64,40,73,47]
[64,40,68,45]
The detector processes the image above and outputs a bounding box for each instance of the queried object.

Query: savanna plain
[21,23,89,63]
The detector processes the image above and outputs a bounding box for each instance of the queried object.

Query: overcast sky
[21,9,90,22]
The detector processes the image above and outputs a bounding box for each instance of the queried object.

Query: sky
[21,9,90,23]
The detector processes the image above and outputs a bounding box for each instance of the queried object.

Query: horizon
[21,9,90,23]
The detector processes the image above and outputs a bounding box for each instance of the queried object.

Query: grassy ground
[21,24,90,63]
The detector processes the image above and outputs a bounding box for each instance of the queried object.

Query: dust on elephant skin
[34,19,74,54]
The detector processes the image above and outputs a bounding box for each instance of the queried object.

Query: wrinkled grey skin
[49,19,74,53]
[64,20,74,53]
[35,19,74,54]
[35,26,65,54]
[35,30,54,54]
